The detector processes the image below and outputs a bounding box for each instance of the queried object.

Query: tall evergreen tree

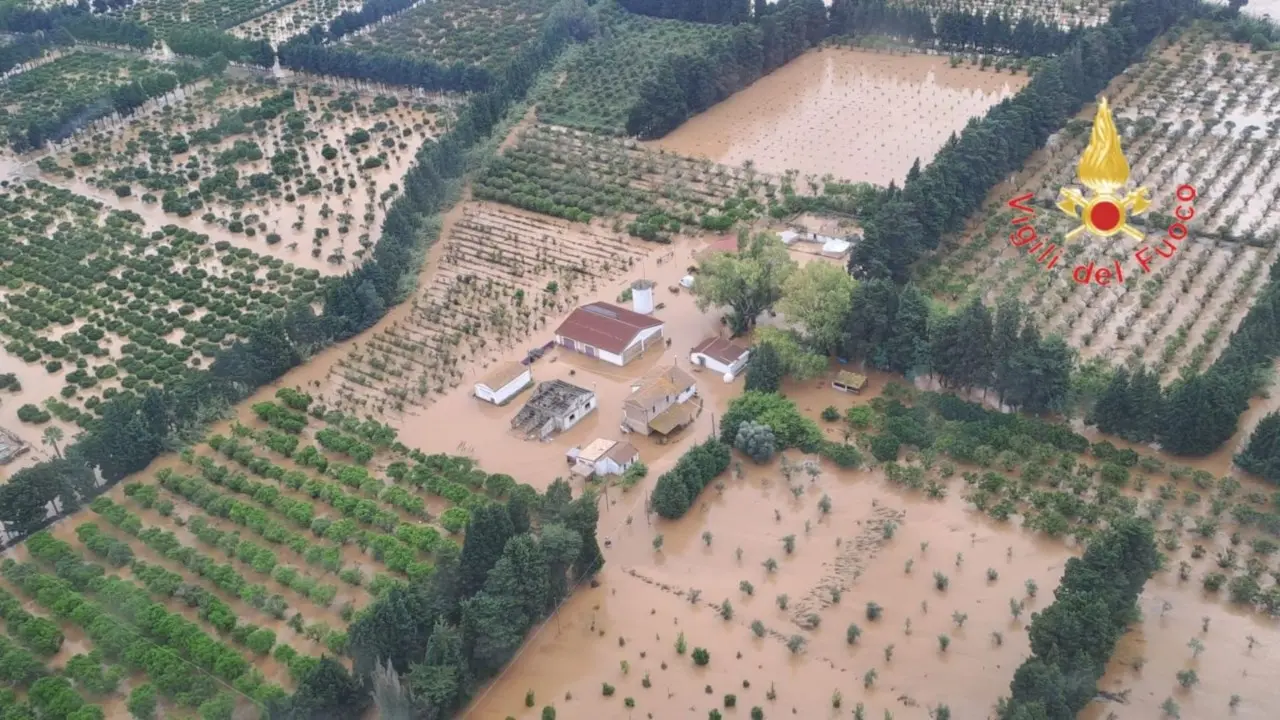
[457,504,515,600]
[991,298,1024,403]
[884,283,930,376]
[843,278,897,367]
[1087,367,1132,436]
[564,491,604,581]
[953,299,994,391]
[744,341,784,392]
[1236,412,1280,482]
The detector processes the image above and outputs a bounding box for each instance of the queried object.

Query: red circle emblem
[1090,201,1121,232]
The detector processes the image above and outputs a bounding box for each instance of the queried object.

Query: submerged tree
[693,231,796,335]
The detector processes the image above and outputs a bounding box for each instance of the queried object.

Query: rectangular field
[921,26,1280,382]
[341,0,557,72]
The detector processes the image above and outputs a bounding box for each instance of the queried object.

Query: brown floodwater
[644,47,1026,185]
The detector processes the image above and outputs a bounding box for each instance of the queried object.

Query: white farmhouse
[690,336,750,380]
[554,302,664,367]
[474,361,533,405]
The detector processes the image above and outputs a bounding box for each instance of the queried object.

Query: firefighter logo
[1056,97,1151,242]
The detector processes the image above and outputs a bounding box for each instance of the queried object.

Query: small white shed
[474,362,533,405]
[690,336,750,379]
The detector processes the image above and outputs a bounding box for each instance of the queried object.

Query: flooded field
[645,47,1026,185]
[230,0,364,44]
[458,371,1280,720]
[30,77,455,276]
[922,26,1280,383]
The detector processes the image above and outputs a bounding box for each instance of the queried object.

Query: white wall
[560,395,598,431]
[475,368,532,404]
[691,351,749,378]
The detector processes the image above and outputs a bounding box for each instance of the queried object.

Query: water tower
[631,279,655,314]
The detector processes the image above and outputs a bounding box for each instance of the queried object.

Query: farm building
[554,302,664,366]
[566,438,639,479]
[474,361,533,405]
[0,427,28,465]
[832,371,868,393]
[690,336,751,380]
[511,379,597,440]
[623,365,698,436]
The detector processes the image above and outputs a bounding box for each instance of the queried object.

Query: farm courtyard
[3,1,1280,720]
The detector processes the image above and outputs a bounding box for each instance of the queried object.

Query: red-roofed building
[554,302,665,366]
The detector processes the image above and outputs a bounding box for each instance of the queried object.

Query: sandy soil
[644,47,1026,186]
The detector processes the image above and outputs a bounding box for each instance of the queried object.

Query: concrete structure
[623,365,698,436]
[0,427,28,465]
[631,279,655,314]
[566,438,639,479]
[511,380,597,440]
[832,371,868,393]
[554,302,664,367]
[690,336,750,380]
[474,362,533,405]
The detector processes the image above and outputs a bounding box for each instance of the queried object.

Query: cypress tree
[457,504,515,600]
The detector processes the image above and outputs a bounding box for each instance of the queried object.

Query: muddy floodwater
[645,47,1025,185]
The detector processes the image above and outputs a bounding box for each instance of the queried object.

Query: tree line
[618,0,1076,56]
[1089,252,1280,457]
[0,1,155,76]
[323,480,604,718]
[0,1,595,547]
[165,24,275,68]
[998,517,1158,718]
[277,0,498,92]
[829,0,1078,57]
[849,0,1200,281]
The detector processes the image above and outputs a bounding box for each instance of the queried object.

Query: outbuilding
[511,379,597,440]
[690,336,750,380]
[554,302,665,367]
[567,438,640,479]
[832,371,867,394]
[474,361,533,405]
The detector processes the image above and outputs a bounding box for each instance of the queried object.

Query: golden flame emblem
[1057,97,1150,241]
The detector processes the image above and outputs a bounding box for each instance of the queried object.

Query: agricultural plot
[230,0,364,44]
[0,399,516,716]
[0,179,328,438]
[124,0,296,33]
[0,50,202,152]
[38,78,454,275]
[474,124,767,239]
[325,201,647,415]
[534,9,741,135]
[903,0,1116,28]
[342,0,557,73]
[922,26,1280,381]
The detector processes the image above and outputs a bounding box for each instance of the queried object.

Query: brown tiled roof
[555,302,664,355]
[691,336,748,366]
[625,366,696,410]
[478,361,528,390]
[649,403,695,435]
[603,441,638,465]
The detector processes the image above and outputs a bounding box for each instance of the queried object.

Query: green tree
[884,283,931,375]
[457,504,515,599]
[564,491,604,581]
[744,341,784,392]
[753,328,827,380]
[734,421,777,463]
[1237,412,1280,482]
[843,278,897,366]
[778,260,854,355]
[693,231,797,334]
[127,683,157,720]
